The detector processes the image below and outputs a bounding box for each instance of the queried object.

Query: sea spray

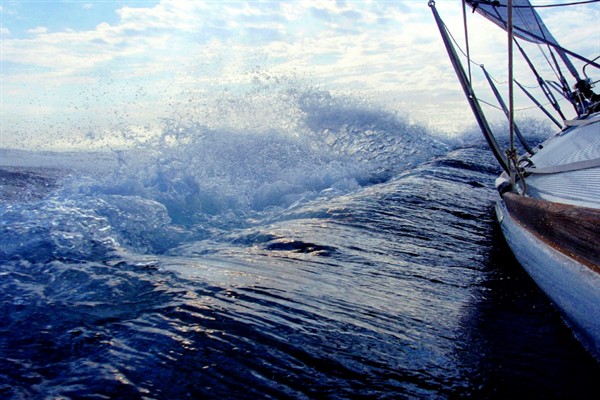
[1,80,456,263]
[2,103,598,397]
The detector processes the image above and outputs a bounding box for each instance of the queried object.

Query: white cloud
[115,1,208,33]
[27,26,48,35]
[2,0,599,149]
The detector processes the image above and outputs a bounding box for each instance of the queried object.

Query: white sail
[466,0,556,44]
[466,0,581,81]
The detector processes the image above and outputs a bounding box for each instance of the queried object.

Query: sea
[1,92,599,399]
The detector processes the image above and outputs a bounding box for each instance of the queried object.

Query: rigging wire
[473,0,600,8]
[484,1,565,83]
[441,6,570,118]
[522,0,599,8]
[510,5,565,86]
[470,1,600,70]
[462,0,473,83]
[479,98,505,110]
[443,20,485,69]
[477,91,564,112]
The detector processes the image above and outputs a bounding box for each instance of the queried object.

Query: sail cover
[466,0,557,45]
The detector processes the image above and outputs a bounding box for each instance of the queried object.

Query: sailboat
[429,0,600,359]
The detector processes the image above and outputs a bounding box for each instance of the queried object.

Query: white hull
[429,0,600,361]
[495,197,600,359]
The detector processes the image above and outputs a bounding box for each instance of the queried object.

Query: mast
[505,0,524,192]
[508,0,515,155]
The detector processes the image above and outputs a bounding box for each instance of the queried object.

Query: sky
[1,0,599,149]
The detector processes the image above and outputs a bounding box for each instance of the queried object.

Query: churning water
[1,91,598,399]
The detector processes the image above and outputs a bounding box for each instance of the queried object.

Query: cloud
[2,0,599,149]
[2,1,208,81]
[27,26,48,35]
[0,1,478,141]
[244,27,284,44]
[115,1,208,32]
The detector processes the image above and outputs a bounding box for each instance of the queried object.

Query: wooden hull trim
[495,196,600,359]
[502,192,600,272]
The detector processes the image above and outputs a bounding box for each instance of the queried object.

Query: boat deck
[525,118,600,209]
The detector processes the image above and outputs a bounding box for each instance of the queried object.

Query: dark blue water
[1,95,598,399]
